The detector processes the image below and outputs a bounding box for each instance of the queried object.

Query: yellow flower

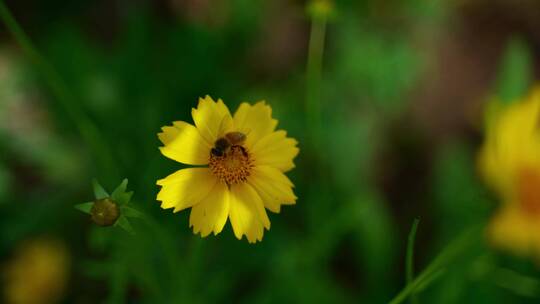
[478,87,540,260]
[4,238,70,304]
[488,204,540,259]
[157,96,299,243]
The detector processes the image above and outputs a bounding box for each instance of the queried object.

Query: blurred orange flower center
[517,167,540,216]
[209,146,253,185]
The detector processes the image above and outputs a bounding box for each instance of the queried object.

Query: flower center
[516,167,540,216]
[209,145,253,185]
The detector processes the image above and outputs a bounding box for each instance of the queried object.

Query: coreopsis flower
[478,87,540,260]
[3,238,70,304]
[157,96,298,243]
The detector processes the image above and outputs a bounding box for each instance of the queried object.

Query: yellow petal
[479,89,540,198]
[233,101,278,149]
[248,165,297,213]
[189,181,230,237]
[156,168,217,212]
[229,182,270,243]
[488,204,540,259]
[158,121,211,165]
[191,95,233,145]
[251,130,299,172]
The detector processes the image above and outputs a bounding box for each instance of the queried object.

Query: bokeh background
[1,0,540,303]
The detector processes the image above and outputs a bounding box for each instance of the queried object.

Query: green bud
[90,198,120,226]
[307,0,335,20]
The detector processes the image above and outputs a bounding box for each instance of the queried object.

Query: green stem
[388,227,481,304]
[306,14,327,147]
[0,1,117,177]
[406,218,420,304]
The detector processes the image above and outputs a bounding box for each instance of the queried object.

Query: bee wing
[217,115,233,137]
[242,128,252,137]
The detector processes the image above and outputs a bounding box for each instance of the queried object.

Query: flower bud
[90,198,119,226]
[307,0,335,20]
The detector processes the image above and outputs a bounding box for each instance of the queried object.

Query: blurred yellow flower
[4,238,70,304]
[157,96,299,243]
[479,87,540,260]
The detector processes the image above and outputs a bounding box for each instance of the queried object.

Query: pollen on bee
[209,145,253,185]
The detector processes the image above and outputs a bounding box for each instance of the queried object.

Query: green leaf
[74,202,94,214]
[92,179,109,199]
[115,216,134,234]
[490,267,540,298]
[120,206,145,219]
[117,191,133,205]
[495,38,533,104]
[111,179,130,204]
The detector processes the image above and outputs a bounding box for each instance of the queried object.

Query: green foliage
[0,162,10,202]
[432,142,491,240]
[330,18,421,114]
[0,1,538,303]
[114,216,134,234]
[74,202,94,214]
[111,179,134,205]
[406,218,420,304]
[92,179,109,200]
[494,38,533,104]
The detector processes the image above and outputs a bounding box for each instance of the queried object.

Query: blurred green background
[1,0,540,303]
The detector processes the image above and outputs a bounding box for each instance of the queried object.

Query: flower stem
[388,226,481,304]
[306,13,327,147]
[0,1,117,176]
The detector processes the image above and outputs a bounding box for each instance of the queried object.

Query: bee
[211,132,247,157]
